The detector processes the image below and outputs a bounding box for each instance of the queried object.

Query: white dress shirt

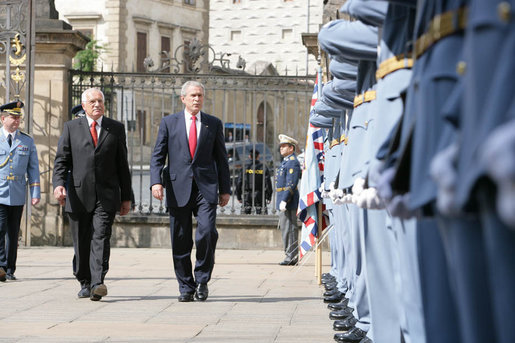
[86,115,103,137]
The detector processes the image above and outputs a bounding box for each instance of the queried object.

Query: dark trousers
[0,204,24,274]
[169,182,218,294]
[279,209,298,261]
[67,201,115,288]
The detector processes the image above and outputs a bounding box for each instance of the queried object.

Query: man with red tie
[53,88,132,301]
[150,81,231,302]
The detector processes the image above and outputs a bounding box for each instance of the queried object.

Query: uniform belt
[376,54,414,80]
[1,175,22,181]
[353,90,377,108]
[415,7,468,59]
[276,186,298,192]
[246,169,264,174]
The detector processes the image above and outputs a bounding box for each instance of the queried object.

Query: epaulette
[19,131,32,137]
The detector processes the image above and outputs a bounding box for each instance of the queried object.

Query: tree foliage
[73,40,108,71]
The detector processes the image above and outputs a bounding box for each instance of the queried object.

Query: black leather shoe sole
[5,274,16,281]
[90,284,107,301]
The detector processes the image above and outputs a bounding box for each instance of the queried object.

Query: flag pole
[316,201,323,285]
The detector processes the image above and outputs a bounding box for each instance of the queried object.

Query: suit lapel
[96,117,110,149]
[196,112,210,154]
[79,116,96,148]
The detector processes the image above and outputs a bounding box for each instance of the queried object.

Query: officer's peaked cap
[0,101,24,116]
[278,134,298,147]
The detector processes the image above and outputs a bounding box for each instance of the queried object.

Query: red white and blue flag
[297,73,327,259]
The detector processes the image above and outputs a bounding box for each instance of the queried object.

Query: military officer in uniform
[276,134,301,266]
[236,148,272,214]
[0,101,40,281]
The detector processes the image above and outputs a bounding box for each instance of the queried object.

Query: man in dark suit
[150,81,231,302]
[53,88,132,301]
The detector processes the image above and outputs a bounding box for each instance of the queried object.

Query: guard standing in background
[236,148,272,214]
[0,101,40,282]
[276,134,301,266]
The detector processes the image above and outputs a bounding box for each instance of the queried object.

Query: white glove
[279,201,287,212]
[429,143,459,215]
[363,187,384,209]
[352,178,366,197]
[480,120,515,228]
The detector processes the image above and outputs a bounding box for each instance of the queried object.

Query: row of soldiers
[308,0,514,342]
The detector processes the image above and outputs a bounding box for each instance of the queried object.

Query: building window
[230,30,241,41]
[161,36,171,72]
[78,29,94,39]
[184,0,196,5]
[282,29,293,40]
[136,32,147,72]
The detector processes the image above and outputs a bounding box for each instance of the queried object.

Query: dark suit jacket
[53,116,132,213]
[150,111,231,207]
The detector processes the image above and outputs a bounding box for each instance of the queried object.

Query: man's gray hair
[81,88,105,103]
[181,81,205,97]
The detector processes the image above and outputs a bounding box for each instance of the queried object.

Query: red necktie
[189,115,197,159]
[90,121,98,147]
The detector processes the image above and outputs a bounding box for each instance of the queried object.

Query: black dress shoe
[322,275,336,283]
[5,273,16,280]
[324,282,337,288]
[324,288,341,297]
[358,337,372,343]
[328,297,349,310]
[322,272,333,278]
[90,284,107,301]
[279,258,298,266]
[195,283,209,301]
[334,327,366,342]
[333,315,358,331]
[329,306,354,320]
[77,287,91,298]
[178,292,194,302]
[324,292,344,303]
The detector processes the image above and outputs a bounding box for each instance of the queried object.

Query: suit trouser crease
[169,183,218,294]
[0,204,24,274]
[68,201,115,287]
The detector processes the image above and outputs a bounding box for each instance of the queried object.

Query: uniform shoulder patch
[290,156,295,160]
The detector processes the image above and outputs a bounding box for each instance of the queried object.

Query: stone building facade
[209,0,323,76]
[54,0,209,72]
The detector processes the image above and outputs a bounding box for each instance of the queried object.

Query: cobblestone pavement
[0,247,333,342]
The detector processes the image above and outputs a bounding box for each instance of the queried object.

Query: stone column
[24,0,87,245]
